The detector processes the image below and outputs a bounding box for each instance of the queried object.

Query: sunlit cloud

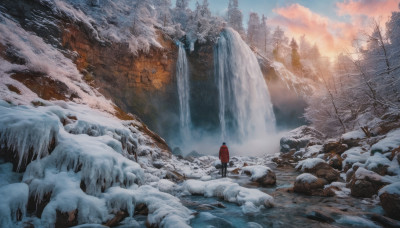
[337,0,399,19]
[269,4,356,57]
[269,1,399,58]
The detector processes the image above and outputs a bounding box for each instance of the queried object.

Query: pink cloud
[337,0,399,19]
[270,4,356,57]
[269,1,399,57]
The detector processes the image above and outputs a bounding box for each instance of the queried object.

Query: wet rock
[104,211,128,227]
[196,204,215,211]
[164,170,185,182]
[379,183,400,220]
[55,209,78,228]
[293,173,327,195]
[323,141,348,155]
[257,170,276,186]
[368,213,400,227]
[231,168,240,174]
[229,161,234,167]
[152,161,164,169]
[306,211,334,223]
[280,125,325,153]
[134,203,148,216]
[211,202,226,208]
[243,162,249,167]
[350,167,391,198]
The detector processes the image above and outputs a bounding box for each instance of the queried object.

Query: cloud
[337,0,399,19]
[269,4,356,57]
[269,1,399,57]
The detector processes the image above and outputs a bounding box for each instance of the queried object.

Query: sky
[187,0,400,58]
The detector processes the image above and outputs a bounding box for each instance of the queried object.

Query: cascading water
[176,42,192,138]
[215,28,276,142]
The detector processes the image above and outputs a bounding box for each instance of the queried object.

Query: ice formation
[182,179,274,208]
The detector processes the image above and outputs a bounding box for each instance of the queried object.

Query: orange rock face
[61,25,177,92]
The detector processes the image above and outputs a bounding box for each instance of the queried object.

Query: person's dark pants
[221,162,228,177]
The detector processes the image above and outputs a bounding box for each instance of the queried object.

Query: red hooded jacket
[219,145,230,163]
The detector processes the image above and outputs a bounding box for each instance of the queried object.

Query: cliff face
[61,24,180,136]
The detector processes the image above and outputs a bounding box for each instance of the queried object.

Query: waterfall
[176,42,192,138]
[215,28,276,141]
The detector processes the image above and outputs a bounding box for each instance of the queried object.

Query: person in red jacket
[219,142,230,177]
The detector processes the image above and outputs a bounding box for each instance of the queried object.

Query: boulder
[323,141,348,155]
[243,165,276,186]
[326,153,343,170]
[296,158,339,183]
[280,126,324,153]
[293,173,328,195]
[379,182,400,220]
[350,167,392,198]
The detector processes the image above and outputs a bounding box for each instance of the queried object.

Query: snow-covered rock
[296,158,339,182]
[371,129,400,154]
[182,179,274,210]
[349,167,392,198]
[293,173,329,196]
[280,126,324,153]
[379,182,400,220]
[242,165,276,186]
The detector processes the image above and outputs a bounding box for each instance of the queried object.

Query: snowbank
[182,179,274,209]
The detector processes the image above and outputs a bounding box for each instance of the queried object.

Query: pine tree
[227,0,245,36]
[290,38,301,72]
[247,12,260,46]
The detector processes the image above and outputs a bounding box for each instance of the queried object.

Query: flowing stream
[214,28,276,142]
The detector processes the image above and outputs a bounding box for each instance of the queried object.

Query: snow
[295,158,326,171]
[272,61,315,96]
[182,179,274,208]
[242,165,271,180]
[302,145,322,158]
[371,128,400,153]
[378,182,400,196]
[354,167,392,184]
[0,183,29,228]
[156,179,178,193]
[365,153,391,170]
[342,129,365,140]
[296,173,318,183]
[341,147,369,169]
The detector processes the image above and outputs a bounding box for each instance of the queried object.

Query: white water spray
[176,42,192,138]
[215,28,276,142]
